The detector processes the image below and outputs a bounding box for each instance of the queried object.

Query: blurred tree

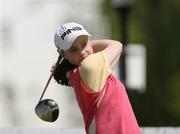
[102,0,180,126]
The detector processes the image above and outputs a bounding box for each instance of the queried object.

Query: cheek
[87,45,93,54]
[68,55,80,65]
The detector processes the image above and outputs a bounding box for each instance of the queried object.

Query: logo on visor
[61,26,82,40]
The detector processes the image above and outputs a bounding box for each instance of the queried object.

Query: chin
[73,61,80,66]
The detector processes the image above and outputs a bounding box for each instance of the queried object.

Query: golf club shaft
[38,55,61,102]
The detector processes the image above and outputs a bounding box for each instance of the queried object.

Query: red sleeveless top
[69,68,141,134]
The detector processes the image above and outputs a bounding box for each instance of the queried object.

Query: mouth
[81,55,88,61]
[83,53,90,59]
[79,53,90,63]
[79,57,86,63]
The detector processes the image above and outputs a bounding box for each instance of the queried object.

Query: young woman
[53,22,141,134]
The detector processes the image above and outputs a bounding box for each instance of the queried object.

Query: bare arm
[91,39,123,70]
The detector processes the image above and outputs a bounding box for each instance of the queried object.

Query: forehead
[72,35,88,47]
[62,35,89,54]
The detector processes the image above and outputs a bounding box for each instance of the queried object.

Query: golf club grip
[38,55,61,102]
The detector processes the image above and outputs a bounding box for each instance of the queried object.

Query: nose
[80,49,86,58]
[79,48,86,59]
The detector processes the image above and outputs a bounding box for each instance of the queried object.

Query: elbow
[118,41,123,50]
[114,41,123,54]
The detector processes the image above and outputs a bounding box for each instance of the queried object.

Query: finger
[57,49,61,54]
[50,64,56,72]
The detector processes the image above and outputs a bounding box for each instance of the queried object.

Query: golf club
[35,55,62,122]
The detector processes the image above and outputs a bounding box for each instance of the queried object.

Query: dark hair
[53,55,77,86]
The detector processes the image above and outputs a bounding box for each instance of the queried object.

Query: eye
[82,43,86,48]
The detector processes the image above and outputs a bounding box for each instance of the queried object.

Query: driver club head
[35,99,59,122]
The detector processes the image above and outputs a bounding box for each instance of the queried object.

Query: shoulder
[80,52,105,72]
[79,52,112,91]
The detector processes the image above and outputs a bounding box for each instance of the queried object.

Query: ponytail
[53,55,77,86]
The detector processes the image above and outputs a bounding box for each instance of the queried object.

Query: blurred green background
[102,0,180,126]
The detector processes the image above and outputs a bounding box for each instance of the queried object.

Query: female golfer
[53,22,141,134]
